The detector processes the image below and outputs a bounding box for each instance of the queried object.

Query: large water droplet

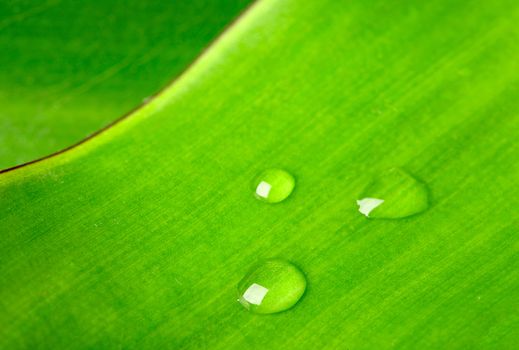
[356,168,429,219]
[253,169,295,203]
[237,259,306,314]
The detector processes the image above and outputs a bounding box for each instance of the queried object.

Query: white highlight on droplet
[256,181,272,198]
[356,198,384,217]
[242,283,269,306]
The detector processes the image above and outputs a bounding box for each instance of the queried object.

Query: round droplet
[356,168,429,219]
[253,169,295,203]
[237,259,306,314]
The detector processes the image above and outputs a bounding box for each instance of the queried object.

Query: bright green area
[0,0,250,169]
[1,0,518,348]
[237,259,306,314]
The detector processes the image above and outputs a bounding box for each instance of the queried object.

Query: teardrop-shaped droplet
[356,168,429,219]
[253,169,295,203]
[237,259,306,314]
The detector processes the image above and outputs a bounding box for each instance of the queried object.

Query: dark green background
[0,0,250,169]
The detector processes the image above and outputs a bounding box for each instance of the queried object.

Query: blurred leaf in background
[0,0,250,169]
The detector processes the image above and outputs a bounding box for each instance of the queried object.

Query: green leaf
[1,0,518,349]
[0,0,250,169]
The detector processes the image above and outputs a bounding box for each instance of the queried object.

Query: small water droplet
[253,169,295,203]
[237,259,306,314]
[357,168,429,219]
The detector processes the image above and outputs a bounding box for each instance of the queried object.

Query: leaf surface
[0,0,518,348]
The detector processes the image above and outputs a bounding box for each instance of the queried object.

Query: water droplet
[237,259,306,314]
[253,169,295,203]
[356,168,429,219]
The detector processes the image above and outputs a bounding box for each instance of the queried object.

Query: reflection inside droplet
[239,283,269,308]
[255,181,272,199]
[356,198,385,217]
